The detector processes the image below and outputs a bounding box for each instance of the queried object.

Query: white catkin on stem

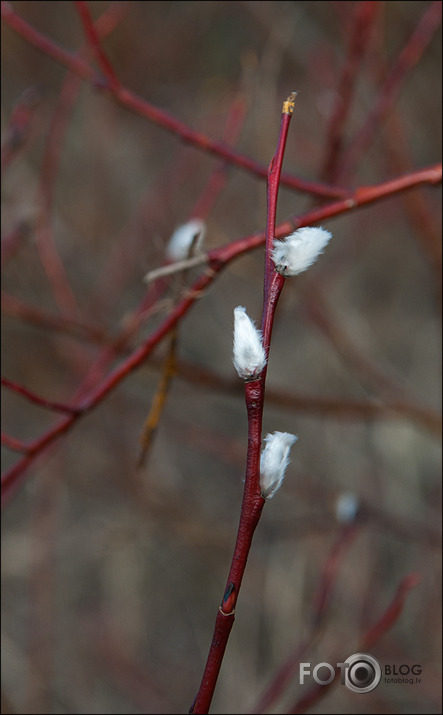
[335,491,360,523]
[260,431,298,499]
[272,226,332,276]
[166,219,206,261]
[233,306,267,380]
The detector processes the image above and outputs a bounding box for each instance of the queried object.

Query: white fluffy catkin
[335,491,359,524]
[233,306,266,380]
[260,431,298,499]
[271,226,332,276]
[166,219,206,261]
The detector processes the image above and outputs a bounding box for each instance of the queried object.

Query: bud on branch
[271,226,332,276]
[260,431,298,499]
[233,306,267,380]
[166,219,206,261]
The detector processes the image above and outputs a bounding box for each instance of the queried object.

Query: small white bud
[260,431,298,499]
[166,219,206,261]
[271,226,332,276]
[233,306,267,380]
[335,491,359,523]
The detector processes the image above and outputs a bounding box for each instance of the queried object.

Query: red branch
[1,432,29,453]
[1,86,41,173]
[189,382,266,715]
[320,1,379,182]
[252,524,359,714]
[190,92,296,715]
[74,1,120,90]
[0,1,346,200]
[1,378,80,415]
[32,1,128,321]
[1,161,441,508]
[287,573,420,714]
[337,0,442,179]
[361,572,421,650]
[1,290,108,343]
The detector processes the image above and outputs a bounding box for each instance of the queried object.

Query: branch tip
[282,91,298,115]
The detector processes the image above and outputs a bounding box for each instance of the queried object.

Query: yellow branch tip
[282,91,298,115]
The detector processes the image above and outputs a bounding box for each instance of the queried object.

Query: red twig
[1,1,94,81]
[190,94,248,220]
[337,0,442,180]
[165,359,442,436]
[190,91,296,715]
[1,86,41,173]
[287,573,420,714]
[252,524,360,713]
[189,381,266,715]
[1,290,108,343]
[1,432,29,453]
[320,1,379,182]
[0,2,346,200]
[361,572,421,650]
[1,265,223,508]
[1,221,31,264]
[1,161,441,508]
[380,111,442,297]
[74,1,120,90]
[73,93,248,400]
[32,1,129,322]
[1,378,80,415]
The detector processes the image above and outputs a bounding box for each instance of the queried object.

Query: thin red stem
[1,87,41,174]
[2,162,441,507]
[0,3,345,200]
[33,2,127,322]
[1,290,108,343]
[1,432,29,453]
[337,0,442,180]
[287,573,420,714]
[361,572,421,650]
[190,93,296,714]
[1,378,80,415]
[252,524,360,714]
[74,0,120,90]
[1,221,31,263]
[264,102,294,287]
[320,1,379,182]
[189,381,265,714]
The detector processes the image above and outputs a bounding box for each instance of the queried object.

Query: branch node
[218,606,236,617]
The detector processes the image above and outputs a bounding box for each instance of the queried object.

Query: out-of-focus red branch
[361,572,421,650]
[1,290,109,343]
[337,0,442,180]
[1,163,441,507]
[74,0,120,90]
[252,524,360,714]
[1,2,94,79]
[68,91,250,404]
[0,1,347,200]
[1,378,80,415]
[1,432,29,454]
[190,94,248,220]
[169,358,442,436]
[1,86,42,173]
[32,1,129,322]
[1,221,31,264]
[320,0,379,183]
[287,573,420,714]
[1,264,224,508]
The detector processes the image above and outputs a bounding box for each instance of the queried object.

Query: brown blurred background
[1,2,442,713]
